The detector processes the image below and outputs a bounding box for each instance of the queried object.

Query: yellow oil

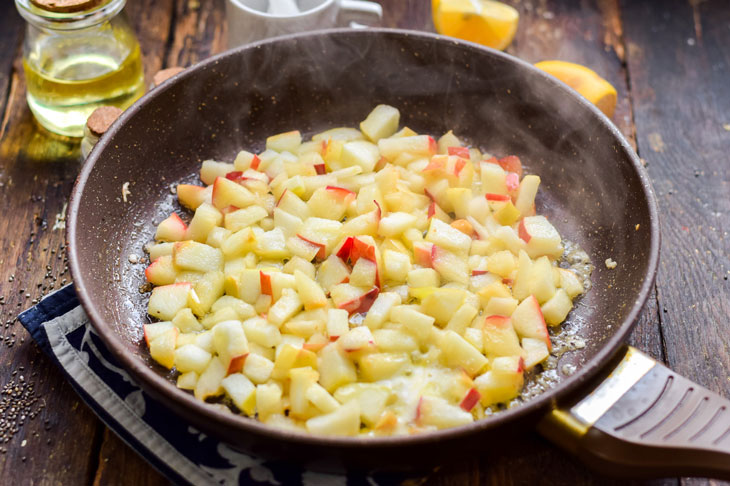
[24,43,144,137]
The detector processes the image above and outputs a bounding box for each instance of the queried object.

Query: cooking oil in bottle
[16,0,145,138]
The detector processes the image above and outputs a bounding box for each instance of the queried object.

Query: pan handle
[538,346,730,480]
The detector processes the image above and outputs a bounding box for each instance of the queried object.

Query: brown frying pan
[67,29,730,479]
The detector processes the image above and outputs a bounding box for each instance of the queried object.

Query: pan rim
[67,27,661,449]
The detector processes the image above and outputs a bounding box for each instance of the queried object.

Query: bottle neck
[15,0,126,31]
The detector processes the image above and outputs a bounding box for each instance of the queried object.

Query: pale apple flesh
[139,105,589,437]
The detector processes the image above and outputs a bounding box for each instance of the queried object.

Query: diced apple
[483,296,519,317]
[420,287,466,326]
[305,399,360,436]
[522,337,549,370]
[194,356,226,400]
[145,255,176,286]
[242,316,281,347]
[432,245,469,285]
[330,284,379,315]
[294,269,327,309]
[360,104,400,142]
[177,184,210,210]
[326,308,349,341]
[417,396,474,428]
[338,326,375,354]
[511,295,551,350]
[439,330,488,376]
[378,135,437,162]
[391,305,435,342]
[317,343,357,392]
[148,282,192,321]
[460,388,481,412]
[174,344,212,374]
[172,308,203,333]
[480,162,508,194]
[149,328,178,369]
[372,328,419,353]
[426,218,472,255]
[173,241,223,272]
[558,268,584,299]
[481,315,523,358]
[379,212,417,238]
[444,304,479,334]
[474,356,524,407]
[266,130,302,153]
[176,371,198,390]
[541,288,573,326]
[189,270,224,317]
[256,382,283,421]
[518,215,564,259]
[211,177,255,210]
[340,141,380,172]
[359,352,410,381]
[316,254,351,293]
[224,205,268,232]
[514,174,540,216]
[221,373,256,415]
[349,258,378,288]
[243,353,274,384]
[143,322,175,346]
[148,242,174,260]
[267,288,303,326]
[212,320,249,373]
[305,383,340,414]
[155,213,187,242]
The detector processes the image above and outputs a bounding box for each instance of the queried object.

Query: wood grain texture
[92,428,169,486]
[0,5,102,485]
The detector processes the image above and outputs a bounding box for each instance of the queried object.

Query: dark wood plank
[0,9,103,483]
[620,1,730,485]
[164,0,227,67]
[92,428,169,486]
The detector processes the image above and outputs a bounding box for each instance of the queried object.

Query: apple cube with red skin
[514,174,540,216]
[448,146,470,159]
[233,150,261,171]
[482,315,523,358]
[362,292,401,330]
[294,234,326,260]
[341,208,380,236]
[521,337,550,370]
[155,213,187,242]
[518,215,563,259]
[511,295,551,351]
[416,396,474,428]
[143,321,175,347]
[307,186,355,220]
[211,177,256,210]
[276,189,310,219]
[145,255,176,286]
[460,388,481,412]
[212,320,250,374]
[148,282,192,321]
[413,241,434,268]
[330,284,379,315]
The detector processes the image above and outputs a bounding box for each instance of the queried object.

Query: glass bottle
[15,0,145,138]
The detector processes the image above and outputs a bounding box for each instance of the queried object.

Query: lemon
[534,60,618,117]
[432,0,519,51]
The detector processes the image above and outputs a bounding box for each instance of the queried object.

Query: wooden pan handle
[539,346,730,480]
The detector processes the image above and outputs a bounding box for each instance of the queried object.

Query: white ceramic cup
[226,0,383,48]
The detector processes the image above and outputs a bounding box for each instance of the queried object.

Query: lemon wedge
[433,0,519,51]
[534,60,618,117]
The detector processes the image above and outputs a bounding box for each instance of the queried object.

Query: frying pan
[67,29,730,479]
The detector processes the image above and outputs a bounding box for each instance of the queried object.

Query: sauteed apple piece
[141,104,587,436]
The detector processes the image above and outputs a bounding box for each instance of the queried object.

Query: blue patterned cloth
[18,285,425,486]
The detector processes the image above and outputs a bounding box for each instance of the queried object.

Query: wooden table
[0,0,728,484]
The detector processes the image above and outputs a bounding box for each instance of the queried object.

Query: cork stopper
[153,67,186,87]
[86,106,123,137]
[30,0,105,13]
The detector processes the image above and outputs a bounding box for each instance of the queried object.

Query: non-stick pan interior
[69,29,656,460]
